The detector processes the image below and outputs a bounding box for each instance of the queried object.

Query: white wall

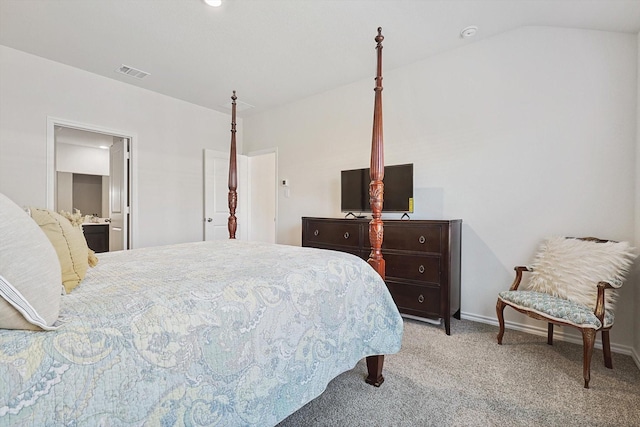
[0,45,240,248]
[244,27,638,350]
[56,171,73,213]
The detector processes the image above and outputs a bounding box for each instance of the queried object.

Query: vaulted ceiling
[2,0,640,116]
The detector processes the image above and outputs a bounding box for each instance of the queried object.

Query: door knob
[205,218,213,222]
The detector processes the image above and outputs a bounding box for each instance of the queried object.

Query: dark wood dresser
[302,217,462,334]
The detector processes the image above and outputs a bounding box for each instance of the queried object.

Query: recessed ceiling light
[460,26,478,39]
[204,0,222,6]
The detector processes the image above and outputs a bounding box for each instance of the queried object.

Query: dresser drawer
[310,244,363,259]
[383,224,442,253]
[304,220,361,248]
[386,281,440,316]
[384,253,440,284]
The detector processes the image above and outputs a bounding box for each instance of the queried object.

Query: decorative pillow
[526,236,636,311]
[0,193,62,330]
[30,207,90,293]
[58,209,87,227]
[59,209,99,269]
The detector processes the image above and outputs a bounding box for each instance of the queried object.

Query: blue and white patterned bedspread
[0,240,403,426]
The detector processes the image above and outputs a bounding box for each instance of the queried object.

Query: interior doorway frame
[46,116,138,249]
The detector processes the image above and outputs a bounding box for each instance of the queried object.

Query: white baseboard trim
[632,348,640,371]
[461,312,636,357]
[401,313,442,326]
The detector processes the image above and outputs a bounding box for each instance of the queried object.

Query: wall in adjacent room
[244,27,638,350]
[0,45,240,248]
[56,143,109,176]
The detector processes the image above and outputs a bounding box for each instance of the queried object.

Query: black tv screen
[341,163,413,213]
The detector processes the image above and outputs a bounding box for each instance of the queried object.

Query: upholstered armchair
[496,237,635,388]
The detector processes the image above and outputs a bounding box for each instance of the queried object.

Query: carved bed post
[367,27,385,280]
[228,90,238,239]
[365,27,386,388]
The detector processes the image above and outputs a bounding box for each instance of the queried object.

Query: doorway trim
[46,116,138,249]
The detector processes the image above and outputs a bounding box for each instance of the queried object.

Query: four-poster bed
[0,29,401,426]
[226,27,390,387]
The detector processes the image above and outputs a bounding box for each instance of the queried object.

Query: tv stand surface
[301,217,462,335]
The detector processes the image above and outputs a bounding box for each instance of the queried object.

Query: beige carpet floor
[277,318,640,427]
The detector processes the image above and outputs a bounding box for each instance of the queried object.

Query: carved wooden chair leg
[547,323,554,345]
[496,299,506,344]
[602,329,613,369]
[582,329,596,388]
[365,355,385,387]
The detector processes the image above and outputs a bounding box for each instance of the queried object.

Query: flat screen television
[341,163,414,213]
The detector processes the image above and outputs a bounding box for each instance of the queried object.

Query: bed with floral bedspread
[0,240,403,426]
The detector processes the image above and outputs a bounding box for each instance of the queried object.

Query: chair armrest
[509,266,531,291]
[593,281,616,323]
[604,277,623,289]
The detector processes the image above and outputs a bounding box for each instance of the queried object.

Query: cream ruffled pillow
[59,209,99,267]
[526,236,636,311]
[30,207,92,293]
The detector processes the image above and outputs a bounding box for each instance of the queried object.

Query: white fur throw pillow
[525,236,636,312]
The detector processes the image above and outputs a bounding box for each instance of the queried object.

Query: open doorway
[46,118,136,251]
[202,148,277,243]
[247,149,277,243]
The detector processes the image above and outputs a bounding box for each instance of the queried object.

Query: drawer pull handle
[418,265,425,274]
[344,232,350,239]
[418,294,425,303]
[314,229,319,236]
[419,235,426,244]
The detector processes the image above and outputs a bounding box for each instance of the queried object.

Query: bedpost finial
[376,27,384,44]
[231,90,237,102]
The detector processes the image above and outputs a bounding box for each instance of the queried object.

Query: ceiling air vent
[115,64,150,79]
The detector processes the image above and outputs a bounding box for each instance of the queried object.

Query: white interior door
[203,149,248,241]
[248,151,277,243]
[109,138,128,251]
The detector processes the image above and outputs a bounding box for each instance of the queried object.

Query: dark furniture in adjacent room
[302,217,462,334]
[83,224,109,253]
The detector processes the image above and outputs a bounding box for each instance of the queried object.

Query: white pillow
[526,236,636,311]
[0,193,62,330]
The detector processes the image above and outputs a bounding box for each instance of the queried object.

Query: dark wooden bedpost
[365,27,386,388]
[367,27,385,280]
[228,90,238,239]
